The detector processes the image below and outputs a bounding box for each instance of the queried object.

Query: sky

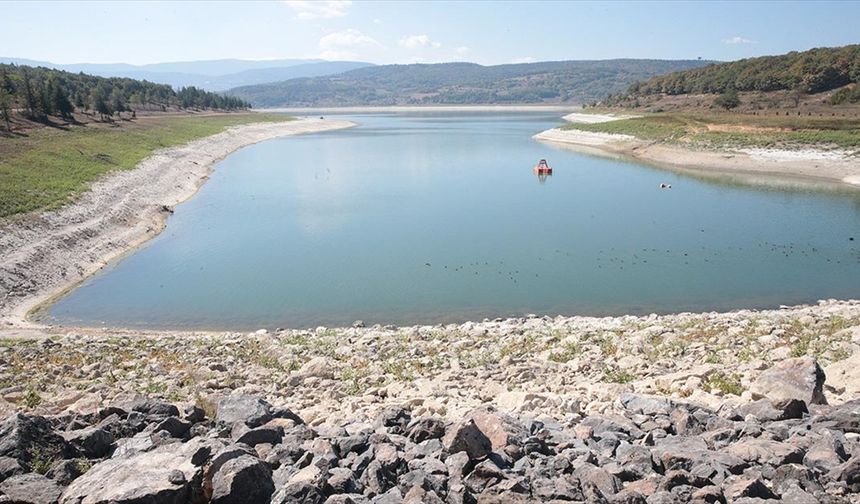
[4,0,860,66]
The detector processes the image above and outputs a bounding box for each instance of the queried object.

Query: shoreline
[260,104,581,114]
[534,114,860,189]
[0,118,355,328]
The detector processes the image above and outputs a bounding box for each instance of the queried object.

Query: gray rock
[216,395,273,428]
[442,420,491,460]
[0,414,74,471]
[61,427,113,458]
[153,417,192,439]
[749,357,826,408]
[0,473,62,504]
[405,417,445,444]
[233,425,283,447]
[59,438,218,504]
[210,454,274,504]
[574,463,620,497]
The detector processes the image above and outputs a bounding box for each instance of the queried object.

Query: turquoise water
[45,112,860,329]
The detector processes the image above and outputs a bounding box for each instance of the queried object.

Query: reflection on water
[44,112,860,330]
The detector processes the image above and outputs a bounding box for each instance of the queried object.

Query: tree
[90,88,111,120]
[0,88,12,131]
[714,88,740,110]
[109,88,126,118]
[49,78,74,119]
[20,69,40,118]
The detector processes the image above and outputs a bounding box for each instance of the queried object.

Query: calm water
[45,112,860,329]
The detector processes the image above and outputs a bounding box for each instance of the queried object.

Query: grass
[703,371,744,396]
[561,112,860,151]
[0,113,292,218]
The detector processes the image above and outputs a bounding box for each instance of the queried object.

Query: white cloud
[283,1,352,20]
[319,29,383,60]
[723,36,756,44]
[511,56,536,64]
[455,46,469,55]
[373,18,382,24]
[398,34,442,49]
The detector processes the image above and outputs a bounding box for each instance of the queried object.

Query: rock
[738,399,807,422]
[442,420,492,460]
[749,357,826,408]
[210,454,274,504]
[233,425,283,447]
[375,408,411,435]
[300,357,335,379]
[405,418,445,443]
[725,438,804,466]
[0,414,74,471]
[115,397,180,418]
[0,473,63,504]
[722,476,777,500]
[59,438,217,504]
[45,459,83,486]
[216,395,273,428]
[153,417,192,439]
[468,407,527,457]
[573,463,620,497]
[183,405,206,423]
[60,427,113,458]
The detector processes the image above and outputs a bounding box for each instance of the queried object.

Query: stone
[233,425,283,447]
[210,454,274,504]
[749,357,826,408]
[725,438,804,466]
[468,407,528,457]
[216,395,273,428]
[0,414,75,471]
[405,417,445,443]
[722,477,777,500]
[0,473,63,504]
[154,417,192,439]
[61,427,113,459]
[442,419,491,460]
[59,438,217,504]
[573,463,620,497]
[45,459,83,486]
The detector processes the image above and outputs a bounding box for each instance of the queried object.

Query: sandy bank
[0,119,355,327]
[535,119,860,189]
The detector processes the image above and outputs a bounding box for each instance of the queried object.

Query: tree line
[0,63,250,128]
[604,44,860,105]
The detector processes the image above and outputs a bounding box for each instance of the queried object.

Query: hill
[0,58,374,91]
[606,45,860,107]
[0,63,250,130]
[227,59,713,107]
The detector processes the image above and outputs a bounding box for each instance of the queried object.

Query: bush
[715,89,740,109]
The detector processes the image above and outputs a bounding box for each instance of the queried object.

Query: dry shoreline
[262,105,580,114]
[0,118,355,328]
[535,113,860,189]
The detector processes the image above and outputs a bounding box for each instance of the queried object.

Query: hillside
[228,59,713,107]
[606,44,860,107]
[0,63,250,132]
[0,58,374,91]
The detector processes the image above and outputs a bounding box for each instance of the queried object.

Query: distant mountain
[0,58,374,91]
[607,44,860,104]
[227,59,714,107]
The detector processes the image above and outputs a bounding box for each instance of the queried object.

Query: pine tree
[0,88,12,131]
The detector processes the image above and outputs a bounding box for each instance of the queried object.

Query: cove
[44,112,860,329]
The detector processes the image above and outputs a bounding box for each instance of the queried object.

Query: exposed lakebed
[44,112,860,329]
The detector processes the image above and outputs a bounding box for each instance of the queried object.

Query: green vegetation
[703,371,743,396]
[0,113,290,217]
[0,63,250,124]
[610,44,860,102]
[229,59,711,107]
[714,89,740,110]
[561,113,860,150]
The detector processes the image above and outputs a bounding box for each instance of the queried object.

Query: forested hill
[0,63,250,124]
[611,45,860,104]
[228,59,712,107]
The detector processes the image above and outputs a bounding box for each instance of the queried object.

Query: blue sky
[4,0,859,65]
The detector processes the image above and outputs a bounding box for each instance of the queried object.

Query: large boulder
[59,438,220,504]
[0,414,75,472]
[467,407,527,457]
[210,454,274,504]
[442,420,492,461]
[749,357,826,408]
[0,473,63,504]
[216,395,273,428]
[60,428,114,459]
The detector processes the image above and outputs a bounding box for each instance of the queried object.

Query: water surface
[45,112,860,329]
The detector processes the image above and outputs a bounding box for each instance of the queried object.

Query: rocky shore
[1,300,860,502]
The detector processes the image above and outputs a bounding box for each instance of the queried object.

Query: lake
[44,111,860,329]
